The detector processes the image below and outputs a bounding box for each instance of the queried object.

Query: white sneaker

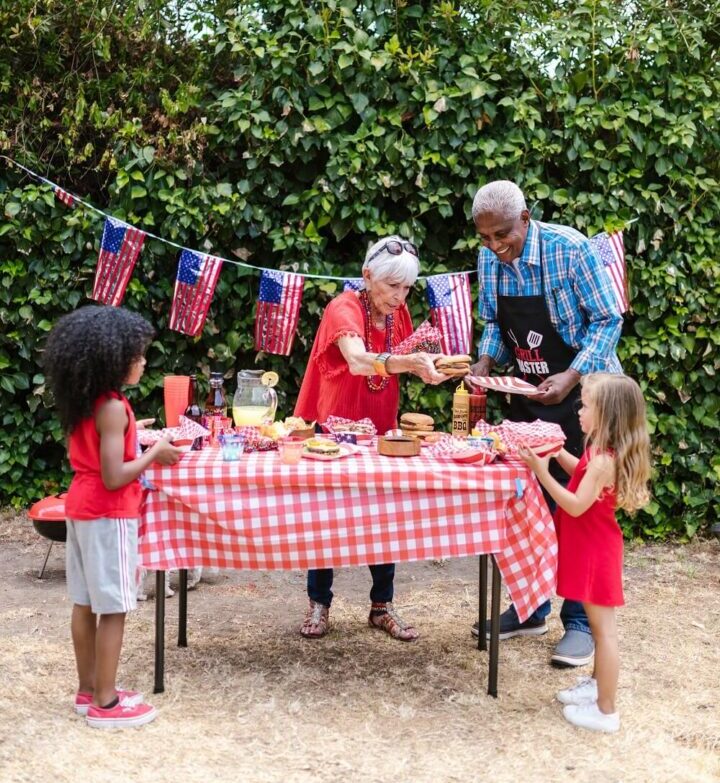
[556,676,598,705]
[563,702,620,733]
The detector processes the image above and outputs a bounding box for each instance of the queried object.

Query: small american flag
[591,231,628,314]
[168,249,223,336]
[425,272,473,355]
[254,270,305,355]
[92,217,146,306]
[53,185,75,208]
[343,278,364,292]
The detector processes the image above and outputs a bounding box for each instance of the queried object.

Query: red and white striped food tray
[466,376,539,395]
[472,420,566,454]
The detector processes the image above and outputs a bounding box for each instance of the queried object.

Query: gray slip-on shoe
[551,629,595,668]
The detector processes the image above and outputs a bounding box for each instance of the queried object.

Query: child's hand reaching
[150,437,183,465]
[136,418,156,430]
[517,441,560,474]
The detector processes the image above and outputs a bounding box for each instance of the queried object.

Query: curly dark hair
[42,305,155,433]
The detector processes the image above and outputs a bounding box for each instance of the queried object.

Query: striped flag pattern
[254,270,305,355]
[92,217,146,306]
[466,375,538,395]
[168,249,223,336]
[590,231,628,314]
[425,272,473,355]
[53,185,75,208]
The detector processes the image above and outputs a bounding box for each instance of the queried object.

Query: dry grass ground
[1,509,718,783]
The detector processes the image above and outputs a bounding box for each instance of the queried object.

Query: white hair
[472,180,527,221]
[362,234,420,286]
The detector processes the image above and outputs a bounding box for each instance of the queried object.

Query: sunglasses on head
[366,240,419,266]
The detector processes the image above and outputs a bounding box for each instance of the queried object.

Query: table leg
[153,570,165,694]
[178,568,188,647]
[477,555,488,652]
[487,555,502,698]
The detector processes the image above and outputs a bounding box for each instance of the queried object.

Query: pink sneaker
[86,699,157,729]
[74,689,144,716]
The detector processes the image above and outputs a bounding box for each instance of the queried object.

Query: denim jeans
[307,563,395,607]
[508,597,589,633]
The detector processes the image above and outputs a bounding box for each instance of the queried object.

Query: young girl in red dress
[519,373,651,733]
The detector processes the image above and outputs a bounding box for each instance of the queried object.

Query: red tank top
[65,392,142,520]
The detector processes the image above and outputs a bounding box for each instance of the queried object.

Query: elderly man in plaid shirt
[469,180,623,668]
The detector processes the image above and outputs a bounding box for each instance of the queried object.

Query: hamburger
[304,438,341,457]
[400,412,435,438]
[434,354,473,378]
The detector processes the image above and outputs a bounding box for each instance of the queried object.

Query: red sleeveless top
[65,392,142,520]
[294,291,413,435]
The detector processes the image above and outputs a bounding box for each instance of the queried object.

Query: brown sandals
[368,601,419,642]
[300,600,418,642]
[300,600,329,639]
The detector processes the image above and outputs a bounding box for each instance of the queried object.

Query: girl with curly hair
[518,373,651,733]
[43,305,182,728]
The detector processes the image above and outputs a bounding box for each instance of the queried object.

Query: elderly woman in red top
[294,235,446,641]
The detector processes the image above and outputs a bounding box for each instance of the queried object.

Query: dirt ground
[1,509,718,783]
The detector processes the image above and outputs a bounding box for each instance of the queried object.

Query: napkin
[323,416,377,436]
[137,415,209,446]
[393,321,443,355]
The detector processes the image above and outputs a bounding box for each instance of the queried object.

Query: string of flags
[2,156,628,356]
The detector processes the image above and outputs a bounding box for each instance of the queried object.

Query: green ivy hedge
[1,0,718,539]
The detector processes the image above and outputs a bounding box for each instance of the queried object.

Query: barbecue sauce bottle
[184,374,204,451]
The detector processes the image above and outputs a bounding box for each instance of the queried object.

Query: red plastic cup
[163,375,190,428]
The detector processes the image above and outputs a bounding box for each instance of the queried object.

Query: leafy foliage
[1,0,718,539]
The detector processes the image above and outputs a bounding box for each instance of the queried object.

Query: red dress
[294,291,413,435]
[555,450,624,606]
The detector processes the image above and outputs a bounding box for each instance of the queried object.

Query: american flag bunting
[169,249,223,336]
[53,185,75,208]
[425,272,473,355]
[590,231,628,314]
[254,270,305,355]
[92,217,146,306]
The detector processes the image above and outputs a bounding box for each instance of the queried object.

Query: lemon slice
[261,371,279,388]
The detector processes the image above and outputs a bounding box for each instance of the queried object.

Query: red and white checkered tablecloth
[139,448,557,622]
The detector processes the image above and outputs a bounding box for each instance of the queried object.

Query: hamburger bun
[435,354,473,377]
[400,412,435,434]
[304,438,340,456]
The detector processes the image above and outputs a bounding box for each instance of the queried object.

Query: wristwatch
[372,352,392,377]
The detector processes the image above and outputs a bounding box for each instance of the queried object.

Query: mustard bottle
[452,384,470,437]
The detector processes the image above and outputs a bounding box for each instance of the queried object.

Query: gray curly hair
[472,180,527,221]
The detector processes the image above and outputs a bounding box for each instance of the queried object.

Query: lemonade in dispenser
[232,369,278,426]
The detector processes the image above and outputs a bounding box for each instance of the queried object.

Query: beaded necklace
[359,289,394,392]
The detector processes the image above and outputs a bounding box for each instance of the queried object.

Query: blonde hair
[581,373,652,513]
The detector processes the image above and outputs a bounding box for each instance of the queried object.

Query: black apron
[495,237,583,478]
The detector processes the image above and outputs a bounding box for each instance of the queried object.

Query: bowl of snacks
[283,416,316,440]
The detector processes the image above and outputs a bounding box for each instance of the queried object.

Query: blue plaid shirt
[476,220,623,375]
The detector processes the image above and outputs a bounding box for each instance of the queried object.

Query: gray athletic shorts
[66,517,138,614]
